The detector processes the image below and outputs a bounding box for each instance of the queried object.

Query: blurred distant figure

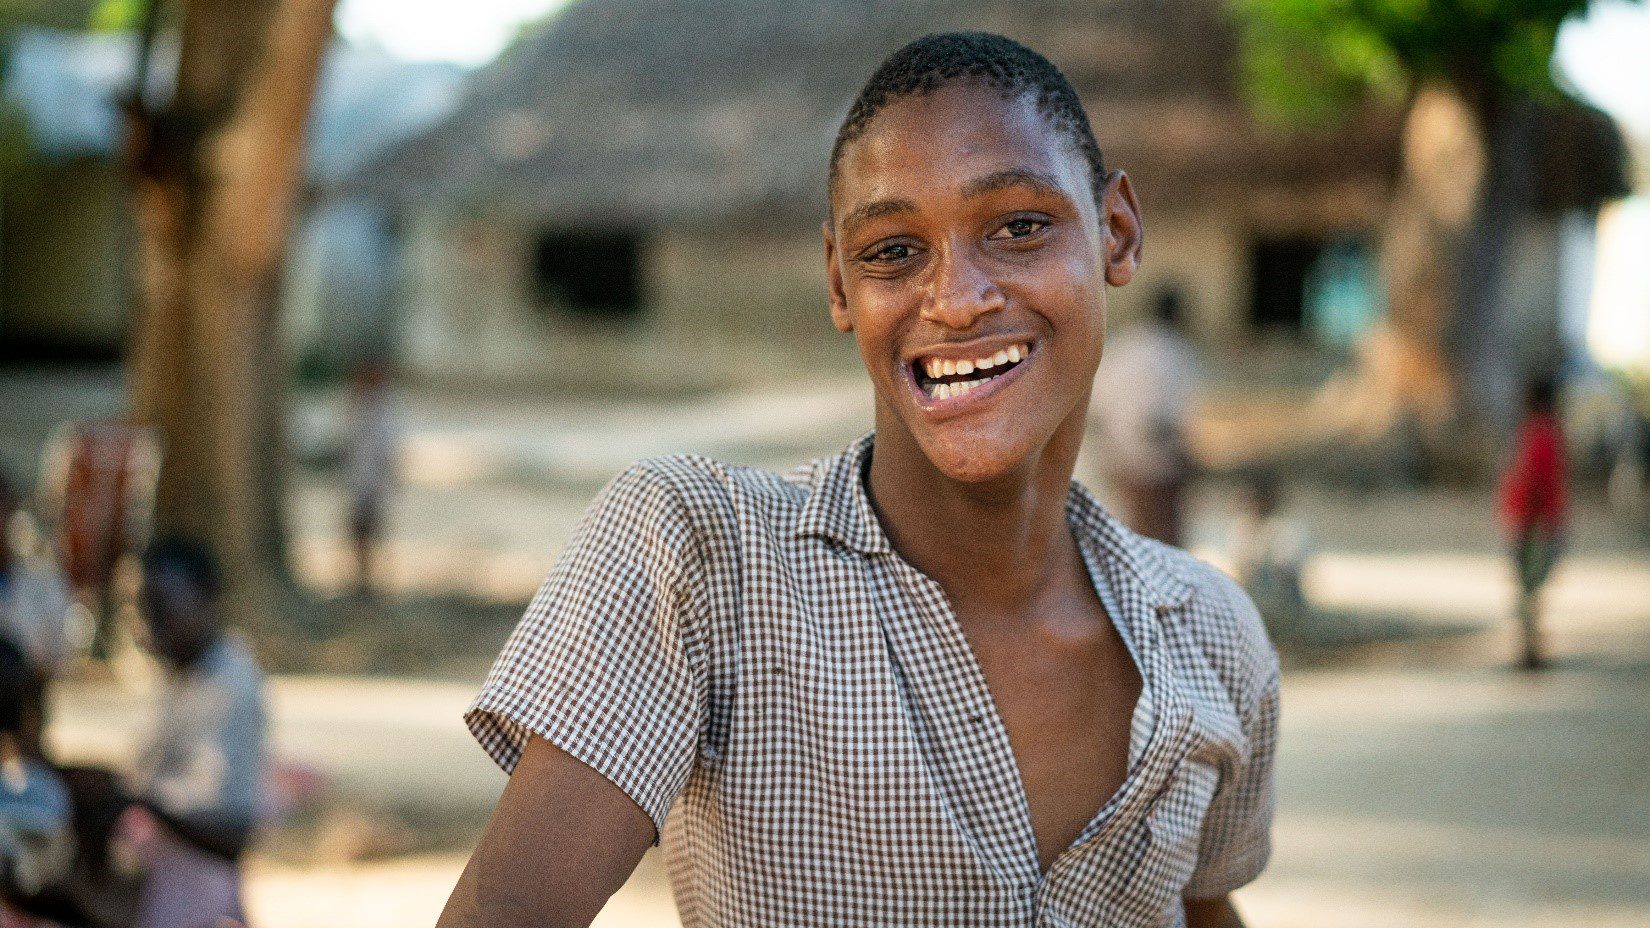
[1497,378,1569,671]
[1091,288,1201,545]
[122,539,265,928]
[1228,473,1311,639]
[0,638,75,928]
[36,422,159,660]
[342,361,401,598]
[0,476,72,760]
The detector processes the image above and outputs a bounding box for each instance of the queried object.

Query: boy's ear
[1101,170,1143,288]
[824,221,853,333]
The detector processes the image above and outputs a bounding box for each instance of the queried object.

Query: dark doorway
[531,232,643,320]
[1249,238,1323,331]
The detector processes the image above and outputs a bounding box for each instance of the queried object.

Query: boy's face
[826,82,1141,482]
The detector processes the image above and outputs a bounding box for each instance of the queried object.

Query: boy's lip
[903,336,1032,367]
[903,339,1036,418]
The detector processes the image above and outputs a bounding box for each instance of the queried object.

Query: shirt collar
[796,431,1193,609]
[1064,478,1193,609]
[795,432,891,555]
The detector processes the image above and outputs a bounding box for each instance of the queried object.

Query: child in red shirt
[1497,378,1568,670]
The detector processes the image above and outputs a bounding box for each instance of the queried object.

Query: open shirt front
[468,433,1280,928]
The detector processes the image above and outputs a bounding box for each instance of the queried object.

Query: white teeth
[929,375,1003,402]
[921,343,1031,403]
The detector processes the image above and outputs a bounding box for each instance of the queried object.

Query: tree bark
[1450,89,1540,432]
[126,0,336,619]
[1371,79,1536,467]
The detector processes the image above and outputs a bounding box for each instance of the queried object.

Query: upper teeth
[922,342,1028,380]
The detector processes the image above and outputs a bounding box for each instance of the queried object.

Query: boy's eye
[866,243,914,263]
[988,217,1047,240]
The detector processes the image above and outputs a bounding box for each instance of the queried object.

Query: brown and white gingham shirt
[468,433,1280,928]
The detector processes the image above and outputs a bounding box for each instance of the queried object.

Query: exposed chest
[670,519,1250,923]
[958,597,1144,873]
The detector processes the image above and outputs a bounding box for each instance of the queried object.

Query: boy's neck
[866,412,1086,612]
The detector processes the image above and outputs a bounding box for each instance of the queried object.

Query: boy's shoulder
[606,444,846,539]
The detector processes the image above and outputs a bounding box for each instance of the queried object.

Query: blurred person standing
[122,539,265,928]
[1227,472,1311,640]
[342,360,401,598]
[35,423,159,661]
[1497,378,1569,671]
[1090,288,1202,545]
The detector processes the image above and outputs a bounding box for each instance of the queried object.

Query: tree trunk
[1373,80,1536,468]
[126,0,336,620]
[1450,89,1541,432]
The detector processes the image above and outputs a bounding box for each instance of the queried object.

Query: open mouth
[912,341,1030,401]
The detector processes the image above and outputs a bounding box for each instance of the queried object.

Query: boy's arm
[1184,895,1246,927]
[436,735,656,928]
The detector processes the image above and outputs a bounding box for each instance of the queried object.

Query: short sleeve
[1182,666,1281,898]
[466,462,709,836]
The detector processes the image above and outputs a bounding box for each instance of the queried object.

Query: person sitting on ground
[0,473,73,761]
[120,539,265,928]
[0,637,75,928]
[438,32,1279,928]
[1497,376,1569,671]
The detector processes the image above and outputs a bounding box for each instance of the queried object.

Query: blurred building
[354,0,1622,394]
[0,27,464,369]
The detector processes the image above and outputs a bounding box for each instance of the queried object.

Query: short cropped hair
[829,32,1106,203]
[143,536,222,599]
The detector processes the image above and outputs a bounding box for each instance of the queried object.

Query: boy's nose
[921,247,1005,329]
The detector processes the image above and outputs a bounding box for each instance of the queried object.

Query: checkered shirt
[467,433,1281,928]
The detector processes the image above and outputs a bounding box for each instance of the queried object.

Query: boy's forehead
[832,83,1091,215]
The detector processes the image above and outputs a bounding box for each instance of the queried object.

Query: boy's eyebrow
[839,197,917,237]
[837,170,1067,238]
[960,168,1066,201]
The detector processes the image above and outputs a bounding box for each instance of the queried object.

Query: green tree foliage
[86,0,146,31]
[1231,0,1602,125]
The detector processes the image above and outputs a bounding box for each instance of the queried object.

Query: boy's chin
[914,429,1039,484]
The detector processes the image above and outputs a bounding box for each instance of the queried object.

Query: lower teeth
[931,374,996,400]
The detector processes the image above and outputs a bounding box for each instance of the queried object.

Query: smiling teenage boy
[439,33,1279,928]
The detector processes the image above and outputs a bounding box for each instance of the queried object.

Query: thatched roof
[348,0,1455,229]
